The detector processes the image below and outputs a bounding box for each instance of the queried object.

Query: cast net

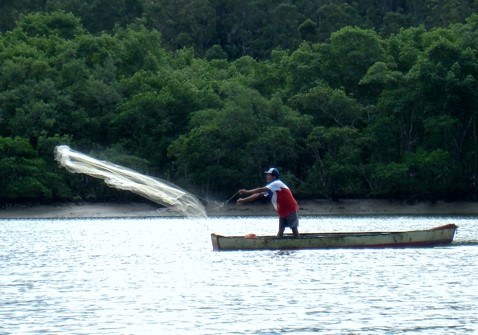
[54,145,207,218]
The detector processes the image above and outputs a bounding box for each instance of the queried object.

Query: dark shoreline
[1,199,478,219]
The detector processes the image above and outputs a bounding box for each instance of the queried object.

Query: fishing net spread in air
[54,145,207,218]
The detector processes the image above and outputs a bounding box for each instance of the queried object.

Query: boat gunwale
[211,223,458,239]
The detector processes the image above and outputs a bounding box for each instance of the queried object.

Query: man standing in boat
[236,168,300,237]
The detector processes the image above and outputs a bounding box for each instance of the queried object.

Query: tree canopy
[1,8,478,205]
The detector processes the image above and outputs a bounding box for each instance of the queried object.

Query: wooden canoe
[211,224,457,251]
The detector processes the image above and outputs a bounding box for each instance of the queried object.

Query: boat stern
[211,233,220,251]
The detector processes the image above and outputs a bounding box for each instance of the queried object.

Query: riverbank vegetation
[1,1,478,204]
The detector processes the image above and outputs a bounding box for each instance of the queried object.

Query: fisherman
[236,168,299,237]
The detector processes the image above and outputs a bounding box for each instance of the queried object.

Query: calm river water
[1,215,477,334]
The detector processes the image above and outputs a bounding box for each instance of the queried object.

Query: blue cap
[264,168,280,177]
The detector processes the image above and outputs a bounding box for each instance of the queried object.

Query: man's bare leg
[277,227,285,238]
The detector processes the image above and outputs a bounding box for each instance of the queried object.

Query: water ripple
[1,216,477,334]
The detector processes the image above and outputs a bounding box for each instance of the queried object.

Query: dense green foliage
[1,7,478,205]
[2,0,478,60]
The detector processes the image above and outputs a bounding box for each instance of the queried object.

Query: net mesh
[54,145,207,218]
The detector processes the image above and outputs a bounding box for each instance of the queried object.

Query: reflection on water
[0,216,477,334]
